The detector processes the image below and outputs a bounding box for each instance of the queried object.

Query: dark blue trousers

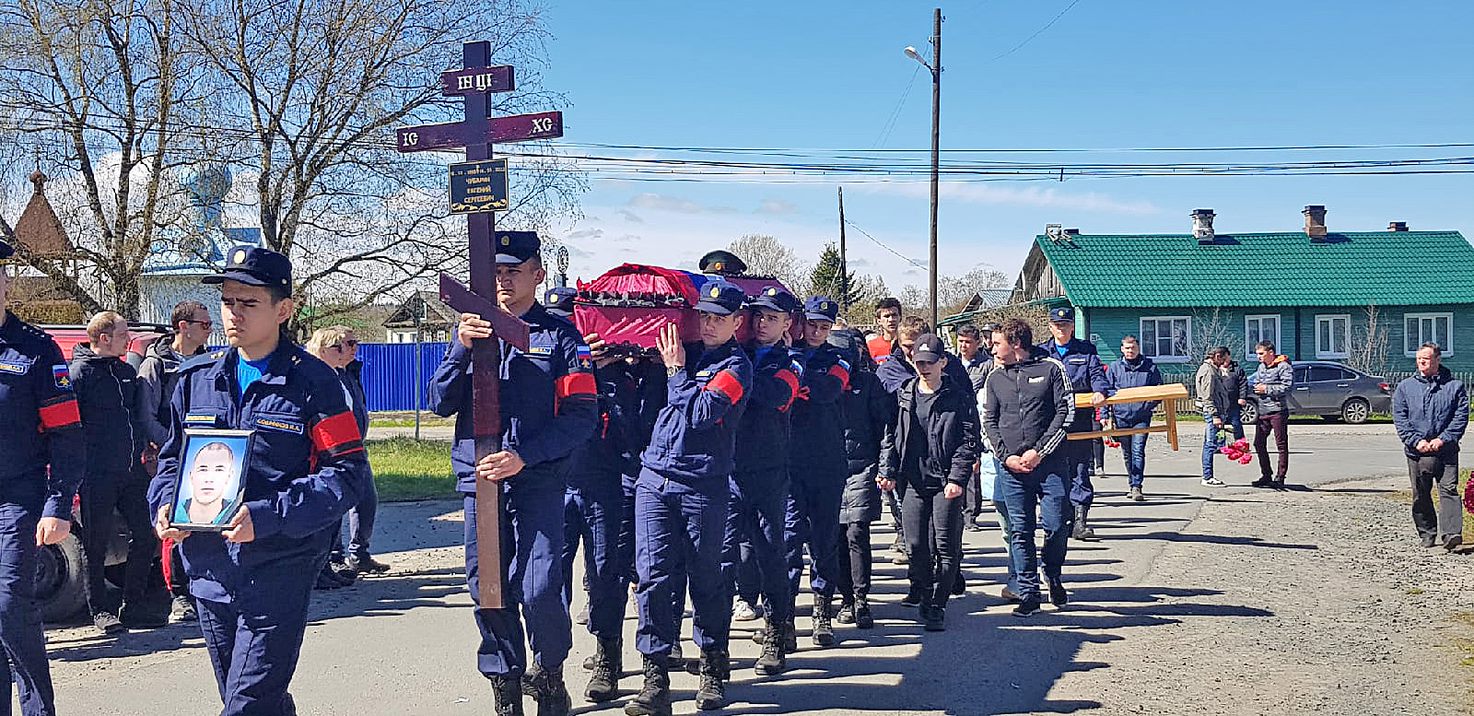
[784,467,844,603]
[0,503,54,716]
[332,464,378,559]
[194,552,321,716]
[1001,460,1072,601]
[464,471,571,678]
[633,468,729,658]
[1066,409,1095,506]
[722,469,793,624]
[561,471,627,641]
[622,472,685,643]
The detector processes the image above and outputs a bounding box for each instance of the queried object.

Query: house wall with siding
[1081,305,1474,375]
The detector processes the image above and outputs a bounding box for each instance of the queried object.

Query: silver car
[1241,360,1392,424]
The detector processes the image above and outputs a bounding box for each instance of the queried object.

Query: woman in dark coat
[829,329,893,629]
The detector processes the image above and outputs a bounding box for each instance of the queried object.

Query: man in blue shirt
[148,246,370,715]
[1038,307,1108,541]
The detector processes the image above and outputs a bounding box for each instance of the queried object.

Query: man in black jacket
[136,300,211,622]
[878,334,978,631]
[829,329,891,630]
[981,319,1074,617]
[71,311,163,632]
[1393,343,1468,550]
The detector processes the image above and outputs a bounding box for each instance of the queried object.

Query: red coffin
[573,263,799,352]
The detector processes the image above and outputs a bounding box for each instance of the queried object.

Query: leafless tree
[1189,307,1238,360]
[726,234,810,290]
[177,0,584,325]
[0,0,201,316]
[1345,304,1391,375]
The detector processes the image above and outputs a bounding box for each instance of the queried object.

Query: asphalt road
[38,423,1451,715]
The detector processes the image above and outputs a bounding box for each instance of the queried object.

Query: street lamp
[904,9,942,328]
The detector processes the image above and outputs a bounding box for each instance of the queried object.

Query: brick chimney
[1303,205,1328,241]
[1387,221,1408,232]
[1191,208,1216,244]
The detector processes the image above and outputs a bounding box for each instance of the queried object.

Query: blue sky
[534,1,1473,292]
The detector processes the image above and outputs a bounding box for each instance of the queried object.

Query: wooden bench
[1066,384,1191,451]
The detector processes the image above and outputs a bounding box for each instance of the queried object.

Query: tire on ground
[36,531,89,623]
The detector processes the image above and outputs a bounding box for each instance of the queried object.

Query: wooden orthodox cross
[396,41,564,609]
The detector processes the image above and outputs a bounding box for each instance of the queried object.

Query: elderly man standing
[1393,343,1468,551]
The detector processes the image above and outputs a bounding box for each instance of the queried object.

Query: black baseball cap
[748,285,798,314]
[695,280,745,315]
[804,295,840,322]
[544,287,576,317]
[202,246,292,289]
[496,231,541,265]
[912,333,946,364]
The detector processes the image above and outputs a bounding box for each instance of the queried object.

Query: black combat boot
[811,599,835,646]
[1072,505,1097,541]
[854,597,874,629]
[624,655,672,716]
[782,620,798,653]
[490,674,524,716]
[527,664,571,716]
[520,662,541,696]
[694,649,730,711]
[753,622,787,676]
[585,637,622,703]
[835,600,855,625]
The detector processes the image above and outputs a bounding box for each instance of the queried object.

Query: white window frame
[1315,314,1350,359]
[1244,314,1282,360]
[1139,315,1192,363]
[1404,312,1454,357]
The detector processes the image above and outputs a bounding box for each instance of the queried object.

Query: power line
[844,219,927,271]
[988,0,1086,63]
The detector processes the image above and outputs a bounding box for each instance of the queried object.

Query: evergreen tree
[808,243,863,308]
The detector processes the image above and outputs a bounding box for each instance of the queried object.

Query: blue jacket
[1105,356,1163,425]
[788,342,851,474]
[69,343,145,477]
[146,343,370,599]
[1041,337,1109,429]
[569,360,644,485]
[1393,367,1469,458]
[429,303,598,492]
[0,312,85,519]
[640,339,753,483]
[733,341,801,474]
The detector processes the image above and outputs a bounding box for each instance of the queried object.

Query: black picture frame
[167,428,254,532]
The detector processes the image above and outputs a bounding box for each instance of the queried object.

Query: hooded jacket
[1251,355,1294,416]
[1393,366,1468,459]
[880,372,979,494]
[136,335,206,448]
[69,343,145,476]
[1106,355,1163,425]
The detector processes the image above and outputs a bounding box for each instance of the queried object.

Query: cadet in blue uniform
[147,246,369,716]
[0,239,86,716]
[1037,307,1109,541]
[429,234,597,716]
[784,297,851,648]
[722,286,801,676]
[627,281,752,716]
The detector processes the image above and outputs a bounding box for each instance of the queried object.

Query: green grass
[368,411,455,429]
[367,437,457,502]
[1464,469,1473,537]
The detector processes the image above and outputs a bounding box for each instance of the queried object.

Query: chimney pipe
[1191,208,1216,244]
[1303,204,1328,240]
[1387,221,1408,232]
[1062,228,1080,237]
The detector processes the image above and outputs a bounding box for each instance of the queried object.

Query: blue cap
[495,231,541,265]
[544,287,576,317]
[804,295,840,322]
[202,246,292,289]
[748,285,798,314]
[1050,306,1075,323]
[694,279,745,316]
[0,239,12,260]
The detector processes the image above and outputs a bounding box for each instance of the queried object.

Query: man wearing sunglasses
[137,300,213,623]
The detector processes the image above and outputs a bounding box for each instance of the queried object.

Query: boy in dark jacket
[982,319,1073,617]
[71,311,162,632]
[829,329,891,630]
[878,334,978,631]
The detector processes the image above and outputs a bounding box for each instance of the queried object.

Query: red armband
[311,411,364,458]
[705,369,745,405]
[38,396,81,431]
[774,369,800,412]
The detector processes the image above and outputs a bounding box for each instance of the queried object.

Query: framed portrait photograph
[168,428,253,532]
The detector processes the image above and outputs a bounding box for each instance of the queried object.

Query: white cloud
[627,193,736,215]
[862,181,1160,216]
[754,198,799,216]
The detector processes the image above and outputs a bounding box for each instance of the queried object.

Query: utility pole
[927,7,942,328]
[838,186,848,312]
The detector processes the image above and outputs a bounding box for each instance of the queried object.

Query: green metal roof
[1035,231,1474,308]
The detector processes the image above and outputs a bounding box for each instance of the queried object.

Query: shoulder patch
[52,364,72,389]
[0,359,27,375]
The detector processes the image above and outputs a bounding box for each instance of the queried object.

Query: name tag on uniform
[255,416,304,434]
[526,346,553,356]
[184,413,220,426]
[695,370,713,379]
[0,359,27,374]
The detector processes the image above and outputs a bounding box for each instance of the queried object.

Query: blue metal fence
[357,342,449,412]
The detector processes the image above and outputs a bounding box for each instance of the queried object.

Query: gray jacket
[1250,355,1294,416]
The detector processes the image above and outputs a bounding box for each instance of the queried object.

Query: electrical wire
[844,219,928,270]
[988,0,1086,63]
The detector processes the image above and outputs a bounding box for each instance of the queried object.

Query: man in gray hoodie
[1392,343,1468,550]
[1250,341,1294,489]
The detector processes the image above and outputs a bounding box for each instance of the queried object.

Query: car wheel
[36,532,89,623]
[1341,398,1371,425]
[1239,401,1258,424]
